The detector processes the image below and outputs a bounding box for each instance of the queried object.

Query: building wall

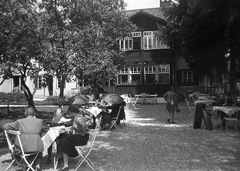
[0,76,79,98]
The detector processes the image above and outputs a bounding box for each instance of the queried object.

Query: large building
[104,3,193,96]
[1,0,194,98]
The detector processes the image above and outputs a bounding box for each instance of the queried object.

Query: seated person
[67,104,96,128]
[100,102,125,129]
[59,108,93,171]
[3,106,49,171]
[47,108,71,163]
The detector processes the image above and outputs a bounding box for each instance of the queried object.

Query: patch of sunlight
[131,118,156,121]
[95,141,123,150]
[192,159,201,162]
[130,121,189,128]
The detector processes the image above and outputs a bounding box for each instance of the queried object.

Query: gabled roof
[125,7,166,21]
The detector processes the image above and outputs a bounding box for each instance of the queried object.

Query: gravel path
[1,102,240,171]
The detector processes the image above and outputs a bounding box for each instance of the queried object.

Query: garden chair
[109,105,123,130]
[129,97,139,109]
[184,94,196,117]
[74,116,102,171]
[4,130,40,171]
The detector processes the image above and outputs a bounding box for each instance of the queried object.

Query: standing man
[163,86,178,124]
[3,106,49,171]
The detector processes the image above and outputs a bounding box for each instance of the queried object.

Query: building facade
[104,6,193,96]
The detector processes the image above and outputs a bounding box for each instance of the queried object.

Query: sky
[124,0,160,10]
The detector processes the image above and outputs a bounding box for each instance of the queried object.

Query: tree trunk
[21,77,35,107]
[59,76,66,99]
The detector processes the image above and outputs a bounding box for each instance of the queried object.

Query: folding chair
[4,130,40,171]
[109,105,123,130]
[74,117,101,171]
[129,97,138,109]
[183,94,196,117]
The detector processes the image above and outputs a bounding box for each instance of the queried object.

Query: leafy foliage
[158,0,240,80]
[0,0,45,106]
[38,0,134,97]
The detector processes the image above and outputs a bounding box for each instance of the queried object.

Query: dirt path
[1,103,240,171]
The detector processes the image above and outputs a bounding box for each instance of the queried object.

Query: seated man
[3,106,49,171]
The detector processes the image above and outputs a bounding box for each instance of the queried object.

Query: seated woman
[47,108,71,163]
[59,107,93,171]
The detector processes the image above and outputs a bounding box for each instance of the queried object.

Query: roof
[125,7,166,20]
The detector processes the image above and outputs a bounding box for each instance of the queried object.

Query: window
[130,67,141,74]
[119,37,133,51]
[118,75,128,85]
[35,76,43,89]
[119,67,128,74]
[143,31,169,50]
[182,70,193,83]
[145,66,156,74]
[158,64,170,84]
[132,32,141,37]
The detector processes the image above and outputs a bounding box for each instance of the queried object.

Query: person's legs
[47,144,52,163]
[167,112,170,123]
[62,152,69,168]
[170,111,175,123]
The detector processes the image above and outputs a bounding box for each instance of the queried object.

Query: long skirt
[59,133,89,157]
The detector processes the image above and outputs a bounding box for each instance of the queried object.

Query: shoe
[167,118,170,123]
[60,166,69,171]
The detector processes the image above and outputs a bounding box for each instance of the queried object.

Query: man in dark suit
[3,106,49,171]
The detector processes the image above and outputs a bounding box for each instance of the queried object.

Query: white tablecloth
[42,126,70,156]
[86,107,102,117]
[194,99,215,105]
[213,106,240,117]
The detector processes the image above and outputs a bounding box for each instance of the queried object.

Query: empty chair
[129,97,139,109]
[184,94,195,117]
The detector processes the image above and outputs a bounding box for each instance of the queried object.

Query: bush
[0,92,26,103]
[43,96,69,105]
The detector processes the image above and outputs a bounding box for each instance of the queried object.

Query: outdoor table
[194,99,215,106]
[86,107,103,117]
[42,126,71,156]
[42,126,71,170]
[213,106,240,117]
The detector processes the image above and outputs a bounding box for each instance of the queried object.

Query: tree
[158,0,240,99]
[0,0,44,107]
[38,0,134,98]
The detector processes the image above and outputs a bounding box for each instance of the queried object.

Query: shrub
[0,92,26,103]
